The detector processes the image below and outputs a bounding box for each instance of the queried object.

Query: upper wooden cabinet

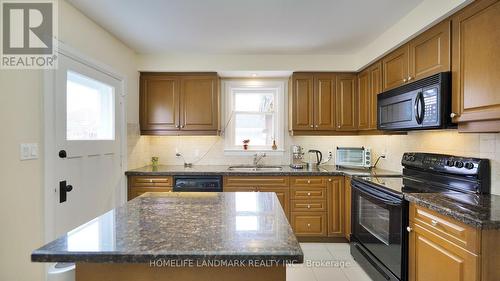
[382,20,451,92]
[290,73,315,130]
[451,0,500,132]
[336,74,358,131]
[382,45,409,91]
[140,73,219,135]
[358,61,382,131]
[290,73,338,132]
[409,20,451,81]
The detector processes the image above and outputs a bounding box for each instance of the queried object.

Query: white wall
[0,1,139,281]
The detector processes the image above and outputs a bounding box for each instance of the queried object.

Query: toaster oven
[336,147,372,169]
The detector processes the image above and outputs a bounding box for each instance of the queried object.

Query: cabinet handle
[307,223,311,228]
[307,204,311,209]
[450,112,458,118]
[406,226,412,232]
[408,76,413,81]
[328,178,332,182]
[431,219,438,226]
[337,125,341,128]
[307,192,311,196]
[403,78,407,83]
[307,180,311,184]
[175,125,180,128]
[181,125,185,128]
[315,125,318,128]
[149,179,153,183]
[310,125,314,128]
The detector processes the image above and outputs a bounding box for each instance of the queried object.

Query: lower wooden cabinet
[127,176,173,200]
[290,212,327,236]
[408,203,500,281]
[344,176,352,241]
[327,177,344,237]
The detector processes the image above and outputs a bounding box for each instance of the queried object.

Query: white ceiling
[68,0,424,55]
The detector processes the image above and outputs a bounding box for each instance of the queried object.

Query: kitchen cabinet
[327,177,344,237]
[409,20,451,81]
[408,203,500,281]
[140,73,219,135]
[336,74,358,131]
[290,73,314,130]
[368,61,382,129]
[290,176,329,237]
[344,176,352,241]
[223,176,290,218]
[127,176,173,200]
[451,0,500,132]
[290,73,336,132]
[382,45,409,91]
[357,69,370,130]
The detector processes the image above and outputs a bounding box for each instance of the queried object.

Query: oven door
[351,181,406,279]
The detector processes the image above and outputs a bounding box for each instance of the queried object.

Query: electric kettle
[307,150,323,170]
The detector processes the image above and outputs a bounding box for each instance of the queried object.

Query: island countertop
[31,192,303,264]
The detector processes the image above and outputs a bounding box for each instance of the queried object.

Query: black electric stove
[350,153,490,281]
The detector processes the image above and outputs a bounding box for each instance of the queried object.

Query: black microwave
[377,72,455,131]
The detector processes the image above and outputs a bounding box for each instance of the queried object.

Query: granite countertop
[125,165,401,177]
[32,192,303,264]
[405,193,500,230]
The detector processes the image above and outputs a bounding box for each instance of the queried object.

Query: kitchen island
[32,192,303,281]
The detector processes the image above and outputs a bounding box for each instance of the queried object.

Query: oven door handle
[352,183,402,206]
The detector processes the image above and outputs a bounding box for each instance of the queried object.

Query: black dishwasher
[173,176,223,192]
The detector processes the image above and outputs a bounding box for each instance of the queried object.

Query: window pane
[234,113,274,146]
[66,71,115,140]
[234,91,274,112]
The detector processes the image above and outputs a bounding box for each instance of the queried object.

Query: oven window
[358,196,390,245]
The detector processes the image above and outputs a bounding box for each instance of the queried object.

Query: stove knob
[465,162,474,169]
[446,160,454,167]
[454,161,464,168]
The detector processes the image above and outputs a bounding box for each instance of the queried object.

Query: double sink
[227,165,283,172]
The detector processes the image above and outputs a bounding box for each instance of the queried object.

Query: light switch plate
[20,143,38,160]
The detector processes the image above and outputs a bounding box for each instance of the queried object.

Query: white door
[51,52,123,237]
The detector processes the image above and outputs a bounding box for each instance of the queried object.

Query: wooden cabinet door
[336,74,357,131]
[313,73,336,130]
[382,44,409,91]
[357,69,370,130]
[327,177,344,237]
[258,187,290,219]
[291,212,327,236]
[409,20,451,81]
[344,177,351,240]
[369,62,382,129]
[140,75,180,133]
[409,221,479,281]
[179,75,219,131]
[451,0,500,124]
[291,74,315,130]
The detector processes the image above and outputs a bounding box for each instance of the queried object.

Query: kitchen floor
[287,243,373,281]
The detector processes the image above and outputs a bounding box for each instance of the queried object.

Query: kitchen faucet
[253,153,266,166]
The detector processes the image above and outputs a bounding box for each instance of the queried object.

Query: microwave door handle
[414,91,424,124]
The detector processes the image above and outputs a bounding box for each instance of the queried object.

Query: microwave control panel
[422,87,439,124]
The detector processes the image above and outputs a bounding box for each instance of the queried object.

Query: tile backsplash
[127,124,500,195]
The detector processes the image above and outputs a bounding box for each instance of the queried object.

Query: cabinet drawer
[130,176,173,187]
[223,176,289,187]
[128,187,172,201]
[290,176,327,187]
[291,200,327,212]
[291,187,327,200]
[409,204,480,254]
[291,212,327,236]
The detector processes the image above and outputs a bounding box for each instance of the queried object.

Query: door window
[66,71,115,140]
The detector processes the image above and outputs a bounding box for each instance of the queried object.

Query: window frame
[222,79,286,155]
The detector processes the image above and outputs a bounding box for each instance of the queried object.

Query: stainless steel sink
[227,165,283,172]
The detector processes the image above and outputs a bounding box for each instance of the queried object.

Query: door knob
[450,112,457,118]
[406,226,412,232]
[58,150,67,158]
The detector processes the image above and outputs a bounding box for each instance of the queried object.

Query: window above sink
[222,80,285,155]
